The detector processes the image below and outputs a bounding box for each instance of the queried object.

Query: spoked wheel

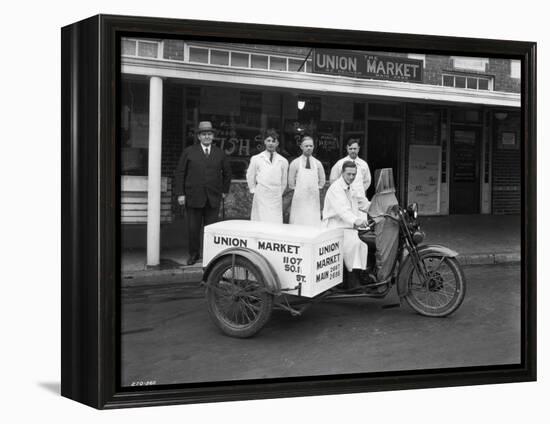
[404,254,466,317]
[206,256,274,338]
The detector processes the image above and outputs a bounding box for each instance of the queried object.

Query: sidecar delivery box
[203,220,344,298]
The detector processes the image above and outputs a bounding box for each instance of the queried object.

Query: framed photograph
[61,14,536,409]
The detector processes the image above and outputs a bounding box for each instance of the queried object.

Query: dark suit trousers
[186,204,219,257]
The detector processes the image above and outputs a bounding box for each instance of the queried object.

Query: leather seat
[358,229,376,248]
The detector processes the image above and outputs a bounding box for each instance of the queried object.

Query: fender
[203,247,282,295]
[397,244,459,298]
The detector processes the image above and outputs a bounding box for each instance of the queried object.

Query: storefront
[120,39,521,261]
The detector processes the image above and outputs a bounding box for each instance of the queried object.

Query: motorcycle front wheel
[404,255,466,317]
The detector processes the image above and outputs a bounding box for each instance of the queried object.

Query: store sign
[312,49,423,82]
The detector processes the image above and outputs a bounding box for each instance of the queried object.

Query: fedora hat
[196,121,216,134]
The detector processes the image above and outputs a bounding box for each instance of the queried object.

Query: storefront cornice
[122,57,520,108]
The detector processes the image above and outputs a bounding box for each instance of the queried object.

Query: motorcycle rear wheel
[404,255,466,317]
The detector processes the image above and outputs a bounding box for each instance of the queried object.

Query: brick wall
[423,55,453,86]
[492,112,521,214]
[487,59,521,93]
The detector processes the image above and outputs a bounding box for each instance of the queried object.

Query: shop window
[121,79,150,175]
[270,56,287,71]
[251,54,268,69]
[478,79,489,90]
[231,52,249,68]
[240,91,262,127]
[410,111,440,145]
[122,39,137,56]
[443,75,454,87]
[211,50,229,66]
[163,39,185,61]
[288,59,305,72]
[467,77,477,89]
[137,41,159,58]
[189,47,209,63]
[442,73,493,91]
[184,43,312,74]
[121,38,161,59]
[185,86,201,122]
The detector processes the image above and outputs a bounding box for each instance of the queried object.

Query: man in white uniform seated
[322,161,370,288]
[329,138,371,212]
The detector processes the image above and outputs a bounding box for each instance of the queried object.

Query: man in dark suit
[174,121,232,265]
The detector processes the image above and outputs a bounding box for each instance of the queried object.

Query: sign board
[407,145,441,215]
[312,49,423,82]
[203,220,344,298]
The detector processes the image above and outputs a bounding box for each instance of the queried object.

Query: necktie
[205,147,210,157]
[345,186,352,204]
[306,156,311,169]
[270,152,273,163]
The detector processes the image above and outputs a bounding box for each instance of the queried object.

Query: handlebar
[355,210,403,231]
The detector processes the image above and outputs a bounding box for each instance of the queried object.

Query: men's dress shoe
[187,254,198,266]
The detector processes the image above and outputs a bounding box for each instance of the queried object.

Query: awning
[122,57,520,108]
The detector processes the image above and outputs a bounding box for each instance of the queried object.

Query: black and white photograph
[120,37,524,385]
[7,0,547,421]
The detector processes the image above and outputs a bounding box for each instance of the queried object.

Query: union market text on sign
[312,49,423,83]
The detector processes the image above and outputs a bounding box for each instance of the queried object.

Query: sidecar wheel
[206,256,273,338]
[404,255,466,317]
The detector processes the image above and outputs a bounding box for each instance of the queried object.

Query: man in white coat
[322,161,370,288]
[329,138,371,209]
[288,136,326,226]
[246,129,289,223]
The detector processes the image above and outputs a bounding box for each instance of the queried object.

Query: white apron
[251,159,284,223]
[289,157,321,226]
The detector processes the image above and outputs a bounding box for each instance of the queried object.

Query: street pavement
[121,263,520,386]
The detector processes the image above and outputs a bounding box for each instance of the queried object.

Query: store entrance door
[367,120,401,199]
[450,126,481,214]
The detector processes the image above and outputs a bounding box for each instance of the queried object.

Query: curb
[121,251,520,287]
[457,252,521,266]
[122,266,201,287]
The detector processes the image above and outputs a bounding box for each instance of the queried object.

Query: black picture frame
[61,14,536,409]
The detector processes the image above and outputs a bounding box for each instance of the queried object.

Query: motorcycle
[202,169,466,338]
[350,202,466,317]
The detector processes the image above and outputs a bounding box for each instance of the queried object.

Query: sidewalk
[122,214,521,285]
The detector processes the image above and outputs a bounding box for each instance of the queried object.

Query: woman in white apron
[246,130,289,223]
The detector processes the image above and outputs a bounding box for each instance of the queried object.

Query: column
[146,76,163,266]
